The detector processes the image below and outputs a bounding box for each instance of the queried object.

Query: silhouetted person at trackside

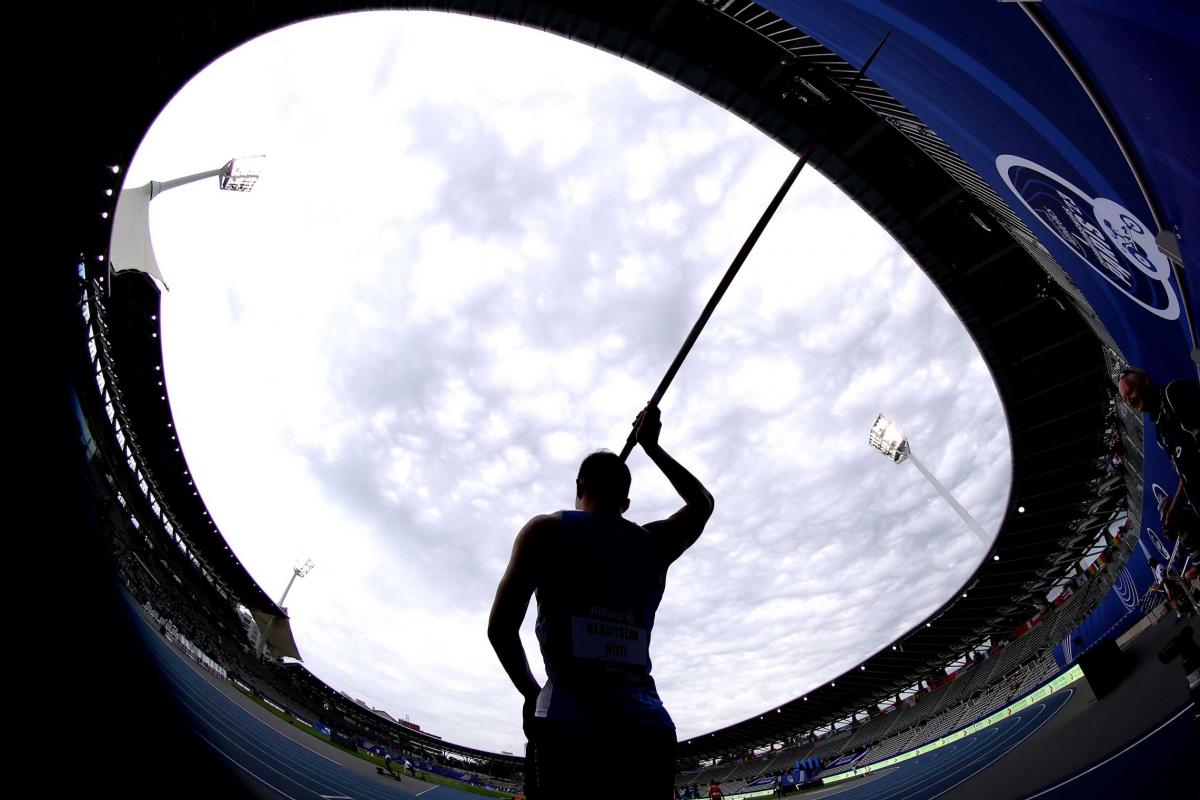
[488,405,714,800]
[1119,367,1200,573]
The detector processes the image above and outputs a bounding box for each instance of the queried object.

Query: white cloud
[543,430,583,463]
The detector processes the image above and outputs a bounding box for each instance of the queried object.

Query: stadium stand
[795,520,1147,782]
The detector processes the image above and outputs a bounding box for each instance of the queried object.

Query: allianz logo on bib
[996,154,1178,320]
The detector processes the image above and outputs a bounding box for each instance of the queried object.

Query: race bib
[571,616,649,666]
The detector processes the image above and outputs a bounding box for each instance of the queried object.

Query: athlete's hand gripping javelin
[633,404,662,450]
[632,405,715,568]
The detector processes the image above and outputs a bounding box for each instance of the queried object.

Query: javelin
[619,31,892,461]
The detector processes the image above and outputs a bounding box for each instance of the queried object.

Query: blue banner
[1042,1,1200,275]
[757,1,1195,380]
[825,747,869,771]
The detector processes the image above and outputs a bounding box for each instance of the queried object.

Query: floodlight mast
[109,155,265,287]
[151,155,266,196]
[278,558,316,607]
[869,414,989,545]
[256,558,314,658]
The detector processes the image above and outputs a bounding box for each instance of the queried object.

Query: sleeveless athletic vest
[533,510,674,729]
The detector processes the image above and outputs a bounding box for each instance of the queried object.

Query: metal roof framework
[61,0,1140,765]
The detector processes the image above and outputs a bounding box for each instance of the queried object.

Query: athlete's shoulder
[521,512,561,535]
[514,513,561,552]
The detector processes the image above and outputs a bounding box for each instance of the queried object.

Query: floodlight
[867,412,989,545]
[869,413,910,463]
[219,155,265,192]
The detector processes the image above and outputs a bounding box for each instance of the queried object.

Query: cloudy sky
[126,11,1011,755]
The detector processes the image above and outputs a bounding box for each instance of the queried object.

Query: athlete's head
[1118,367,1158,414]
[576,450,631,515]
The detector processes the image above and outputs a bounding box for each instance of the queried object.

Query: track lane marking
[925,696,1071,800]
[164,637,344,767]
[196,728,301,800]
[135,608,502,800]
[1018,702,1196,799]
[826,691,1070,800]
[191,702,345,797]
[149,639,401,800]
[125,594,416,800]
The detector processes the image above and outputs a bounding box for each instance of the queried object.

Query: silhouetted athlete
[489,406,714,799]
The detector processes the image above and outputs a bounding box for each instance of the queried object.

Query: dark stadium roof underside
[67,0,1129,763]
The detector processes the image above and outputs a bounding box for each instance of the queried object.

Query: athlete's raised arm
[635,406,714,567]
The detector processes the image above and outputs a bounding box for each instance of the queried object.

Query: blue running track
[818,690,1073,800]
[127,592,488,800]
[133,580,1192,800]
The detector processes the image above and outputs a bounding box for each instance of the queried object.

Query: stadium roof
[78,270,288,618]
[59,0,1190,764]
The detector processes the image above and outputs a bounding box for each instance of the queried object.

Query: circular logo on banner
[1146,525,1173,562]
[996,155,1178,320]
[1113,567,1138,611]
[1152,482,1170,515]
